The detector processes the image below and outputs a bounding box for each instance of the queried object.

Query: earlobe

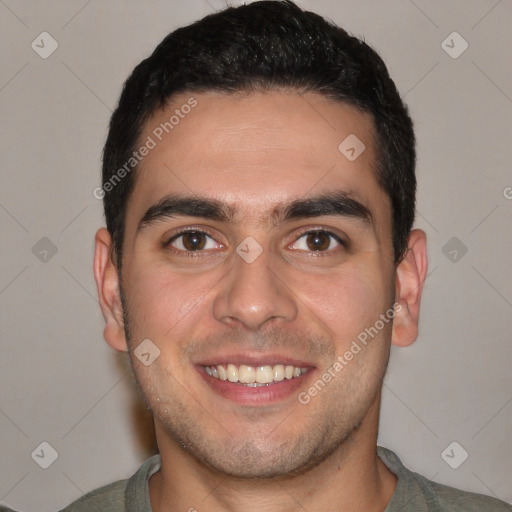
[93,228,128,352]
[391,229,428,347]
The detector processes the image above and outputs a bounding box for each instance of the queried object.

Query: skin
[94,90,427,512]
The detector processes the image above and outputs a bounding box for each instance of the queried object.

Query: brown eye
[182,232,206,251]
[169,230,219,252]
[306,231,331,251]
[290,230,343,252]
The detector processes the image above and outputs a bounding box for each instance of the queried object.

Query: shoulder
[428,479,512,511]
[58,479,128,512]
[59,454,161,512]
[378,446,512,512]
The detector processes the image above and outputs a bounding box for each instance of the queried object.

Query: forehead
[126,90,389,231]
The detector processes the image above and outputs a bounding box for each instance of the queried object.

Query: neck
[149,399,396,512]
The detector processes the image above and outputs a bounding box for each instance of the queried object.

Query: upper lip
[194,353,315,368]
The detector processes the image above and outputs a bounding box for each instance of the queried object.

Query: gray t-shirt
[59,447,512,511]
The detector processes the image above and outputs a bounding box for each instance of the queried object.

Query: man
[61,1,511,510]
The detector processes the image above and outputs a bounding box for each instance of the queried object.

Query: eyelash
[164,227,220,258]
[164,227,347,257]
[293,228,347,254]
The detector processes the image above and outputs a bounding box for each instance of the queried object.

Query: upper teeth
[205,364,306,385]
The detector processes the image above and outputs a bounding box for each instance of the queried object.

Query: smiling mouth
[204,363,309,387]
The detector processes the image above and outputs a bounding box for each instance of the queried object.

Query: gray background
[1,0,511,510]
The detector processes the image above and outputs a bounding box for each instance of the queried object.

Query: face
[101,90,403,478]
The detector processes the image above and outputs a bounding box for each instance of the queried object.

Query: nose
[212,245,298,331]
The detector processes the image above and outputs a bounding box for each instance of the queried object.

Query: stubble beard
[119,282,389,481]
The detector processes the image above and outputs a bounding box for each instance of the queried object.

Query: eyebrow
[136,191,374,233]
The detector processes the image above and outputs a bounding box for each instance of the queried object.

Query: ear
[391,229,428,347]
[93,228,128,352]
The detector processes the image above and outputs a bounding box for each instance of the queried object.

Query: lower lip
[196,366,314,405]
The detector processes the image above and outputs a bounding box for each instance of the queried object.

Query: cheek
[286,259,391,341]
[123,260,215,339]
